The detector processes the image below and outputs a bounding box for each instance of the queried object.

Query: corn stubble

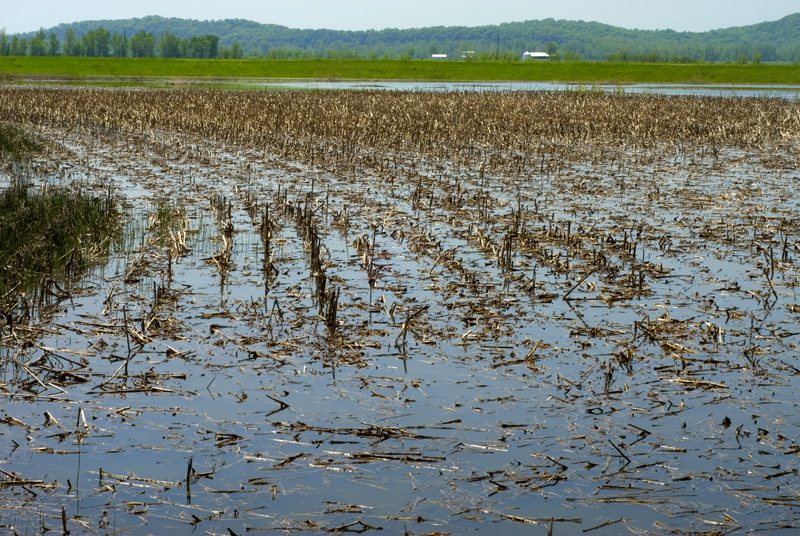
[1,86,800,534]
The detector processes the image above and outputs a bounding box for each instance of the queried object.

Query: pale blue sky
[4,0,798,35]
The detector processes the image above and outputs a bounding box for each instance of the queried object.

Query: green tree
[179,38,190,58]
[607,49,629,62]
[82,28,110,57]
[130,31,156,57]
[188,36,203,58]
[755,43,777,62]
[64,28,79,56]
[47,33,59,56]
[158,30,181,58]
[0,30,9,56]
[188,34,219,58]
[703,45,719,61]
[9,36,26,56]
[111,33,128,57]
[28,29,47,56]
[205,34,219,58]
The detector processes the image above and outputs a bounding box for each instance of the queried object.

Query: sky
[4,0,799,35]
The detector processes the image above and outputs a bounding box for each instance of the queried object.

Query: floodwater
[1,89,800,536]
[257,80,800,99]
[26,74,800,99]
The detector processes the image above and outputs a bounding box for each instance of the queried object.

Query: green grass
[1,57,799,85]
[0,124,121,301]
[0,178,120,297]
[0,123,44,161]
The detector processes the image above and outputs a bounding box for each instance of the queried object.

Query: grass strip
[1,57,799,85]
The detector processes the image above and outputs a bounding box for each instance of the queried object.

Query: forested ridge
[6,13,800,62]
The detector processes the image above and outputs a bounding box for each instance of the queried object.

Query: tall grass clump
[0,122,43,163]
[0,178,121,299]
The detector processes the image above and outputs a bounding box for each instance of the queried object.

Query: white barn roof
[522,51,550,59]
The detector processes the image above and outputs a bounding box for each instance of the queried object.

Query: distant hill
[14,14,800,62]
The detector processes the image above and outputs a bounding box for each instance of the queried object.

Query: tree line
[0,28,242,59]
[4,13,800,62]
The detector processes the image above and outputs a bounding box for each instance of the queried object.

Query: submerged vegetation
[0,122,43,162]
[0,122,120,333]
[0,179,119,296]
[0,86,799,534]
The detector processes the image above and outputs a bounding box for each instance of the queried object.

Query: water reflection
[256,79,800,99]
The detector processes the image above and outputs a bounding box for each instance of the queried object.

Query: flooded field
[1,87,800,535]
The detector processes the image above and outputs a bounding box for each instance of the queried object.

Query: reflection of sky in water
[255,80,800,99]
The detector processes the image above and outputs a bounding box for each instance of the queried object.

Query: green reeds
[0,178,120,299]
[0,123,43,162]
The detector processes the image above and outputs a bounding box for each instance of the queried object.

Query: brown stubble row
[2,88,800,171]
[2,86,799,366]
[2,85,794,357]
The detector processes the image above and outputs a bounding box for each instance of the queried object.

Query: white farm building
[521,51,550,60]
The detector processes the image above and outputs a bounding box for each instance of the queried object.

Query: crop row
[3,88,800,175]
